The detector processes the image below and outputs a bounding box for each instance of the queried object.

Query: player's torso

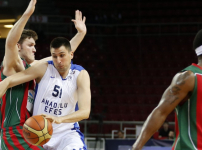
[33,66,78,117]
[33,61,84,131]
[173,63,202,150]
[0,60,35,127]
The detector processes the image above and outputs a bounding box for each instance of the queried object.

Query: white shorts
[43,129,87,150]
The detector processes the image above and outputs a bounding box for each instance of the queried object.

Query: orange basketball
[23,115,53,146]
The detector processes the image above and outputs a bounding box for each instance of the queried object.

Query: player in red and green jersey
[132,29,202,150]
[0,60,41,150]
[0,0,87,149]
[173,64,202,150]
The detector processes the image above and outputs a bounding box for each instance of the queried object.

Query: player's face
[51,46,73,76]
[18,38,36,64]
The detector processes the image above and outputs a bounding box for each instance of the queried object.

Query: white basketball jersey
[33,61,86,149]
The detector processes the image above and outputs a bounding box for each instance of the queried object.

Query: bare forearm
[133,108,167,150]
[0,74,23,96]
[6,14,31,47]
[60,109,90,123]
[70,32,86,52]
[1,63,44,91]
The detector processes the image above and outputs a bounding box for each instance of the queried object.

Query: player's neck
[20,57,33,65]
[59,64,71,79]
[198,59,202,68]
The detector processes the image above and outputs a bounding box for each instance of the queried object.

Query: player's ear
[17,43,21,52]
[70,51,74,59]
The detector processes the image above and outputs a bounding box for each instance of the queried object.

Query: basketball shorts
[1,126,44,150]
[43,128,87,150]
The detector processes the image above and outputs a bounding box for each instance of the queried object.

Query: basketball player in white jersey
[0,37,91,150]
[3,0,86,116]
[1,0,87,149]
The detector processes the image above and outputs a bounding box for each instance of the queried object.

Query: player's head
[50,37,73,75]
[163,121,169,130]
[193,29,202,59]
[17,29,38,64]
[117,130,124,138]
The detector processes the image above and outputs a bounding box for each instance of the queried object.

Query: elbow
[83,110,90,120]
[152,106,169,120]
[83,115,89,120]
[84,112,90,120]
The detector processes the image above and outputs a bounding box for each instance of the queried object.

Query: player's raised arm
[132,71,195,150]
[0,61,47,99]
[31,10,86,65]
[70,10,87,52]
[4,0,36,71]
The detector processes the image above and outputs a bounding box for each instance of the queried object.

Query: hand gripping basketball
[23,115,53,146]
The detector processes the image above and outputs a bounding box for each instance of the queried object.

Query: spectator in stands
[132,29,202,150]
[117,130,125,139]
[158,121,171,139]
[168,131,174,140]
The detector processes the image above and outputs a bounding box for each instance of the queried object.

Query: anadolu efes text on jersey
[33,61,84,132]
[41,98,68,115]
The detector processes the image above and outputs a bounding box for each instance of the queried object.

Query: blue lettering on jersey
[44,106,48,112]
[49,108,53,113]
[41,98,68,115]
[49,101,52,107]
[45,100,49,105]
[41,99,45,103]
[53,103,57,108]
[52,85,62,98]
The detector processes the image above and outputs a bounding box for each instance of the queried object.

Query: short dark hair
[164,121,169,125]
[18,29,38,44]
[193,29,202,50]
[50,37,72,52]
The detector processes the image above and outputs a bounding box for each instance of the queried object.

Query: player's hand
[71,10,87,34]
[24,0,37,16]
[41,114,62,124]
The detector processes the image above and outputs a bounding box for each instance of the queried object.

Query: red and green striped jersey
[172,63,202,150]
[0,60,35,128]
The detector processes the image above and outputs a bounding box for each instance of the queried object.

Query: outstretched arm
[42,70,91,123]
[132,71,195,150]
[4,0,36,74]
[0,62,47,99]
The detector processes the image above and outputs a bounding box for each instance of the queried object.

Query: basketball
[23,115,53,146]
